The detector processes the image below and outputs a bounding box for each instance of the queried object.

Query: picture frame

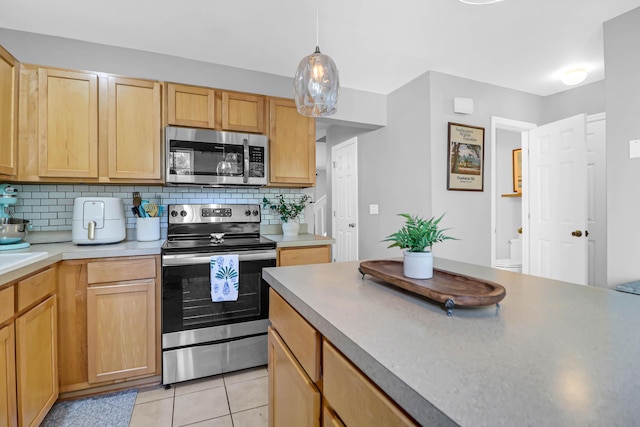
[512,148,522,193]
[447,122,485,191]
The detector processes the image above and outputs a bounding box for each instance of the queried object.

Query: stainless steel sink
[0,252,48,275]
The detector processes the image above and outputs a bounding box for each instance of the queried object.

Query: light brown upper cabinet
[0,45,19,177]
[17,64,163,183]
[166,83,216,129]
[38,68,99,179]
[268,97,316,187]
[221,91,265,134]
[105,76,162,180]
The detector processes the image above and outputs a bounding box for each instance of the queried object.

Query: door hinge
[333,210,336,217]
[332,161,336,168]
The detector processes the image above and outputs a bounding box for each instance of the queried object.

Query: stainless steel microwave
[165,126,268,187]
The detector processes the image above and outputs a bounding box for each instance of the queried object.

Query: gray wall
[604,7,640,287]
[428,72,543,265]
[541,80,606,124]
[0,28,387,128]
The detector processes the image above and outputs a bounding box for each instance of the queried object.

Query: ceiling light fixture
[293,0,339,117]
[561,68,588,86]
[459,0,505,4]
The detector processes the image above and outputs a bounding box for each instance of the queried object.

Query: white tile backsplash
[6,184,307,236]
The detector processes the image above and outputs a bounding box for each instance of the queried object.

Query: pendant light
[293,0,339,117]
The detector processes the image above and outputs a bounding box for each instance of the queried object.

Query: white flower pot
[282,221,300,236]
[403,250,433,279]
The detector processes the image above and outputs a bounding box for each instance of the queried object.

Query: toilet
[495,237,522,273]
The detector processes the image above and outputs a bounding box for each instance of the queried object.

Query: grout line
[225,383,235,427]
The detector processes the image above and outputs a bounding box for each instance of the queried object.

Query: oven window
[162,258,274,333]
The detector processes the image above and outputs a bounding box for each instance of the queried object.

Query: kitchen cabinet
[277,245,331,267]
[221,91,265,133]
[268,289,321,427]
[105,76,162,180]
[17,64,162,183]
[36,67,99,179]
[268,97,316,187]
[166,83,216,129]
[11,265,58,427]
[0,45,19,178]
[57,256,160,395]
[269,288,416,427]
[0,323,17,427]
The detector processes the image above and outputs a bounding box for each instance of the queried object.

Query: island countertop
[262,258,640,426]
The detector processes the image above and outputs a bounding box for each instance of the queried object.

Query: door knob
[571,230,583,237]
[348,223,356,228]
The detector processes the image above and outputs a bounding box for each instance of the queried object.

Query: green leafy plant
[384,213,455,253]
[263,194,312,223]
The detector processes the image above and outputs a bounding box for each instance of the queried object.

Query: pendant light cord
[315,0,320,49]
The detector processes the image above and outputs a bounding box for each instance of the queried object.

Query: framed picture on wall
[512,148,522,193]
[447,122,485,191]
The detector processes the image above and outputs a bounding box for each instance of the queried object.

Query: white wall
[540,81,605,124]
[604,7,640,287]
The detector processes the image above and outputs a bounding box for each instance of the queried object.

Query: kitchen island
[263,258,640,426]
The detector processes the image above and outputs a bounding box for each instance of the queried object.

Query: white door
[331,138,358,262]
[527,114,588,285]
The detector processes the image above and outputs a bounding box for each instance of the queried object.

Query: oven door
[161,250,276,349]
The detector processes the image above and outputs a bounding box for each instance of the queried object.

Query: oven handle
[162,249,277,266]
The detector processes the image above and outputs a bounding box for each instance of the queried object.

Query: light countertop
[263,233,334,248]
[263,258,640,426]
[0,239,163,285]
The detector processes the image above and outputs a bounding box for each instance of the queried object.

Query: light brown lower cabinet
[15,295,58,427]
[269,289,417,427]
[87,280,156,383]
[0,323,17,427]
[268,327,321,427]
[276,245,331,267]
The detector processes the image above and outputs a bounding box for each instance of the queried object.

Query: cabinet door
[221,92,265,133]
[0,45,19,177]
[107,76,162,180]
[0,323,17,427]
[38,68,99,178]
[268,327,320,427]
[277,245,331,267]
[167,83,215,129]
[268,97,316,187]
[15,295,58,427]
[87,280,156,383]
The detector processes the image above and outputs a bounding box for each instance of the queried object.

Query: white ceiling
[2,0,640,96]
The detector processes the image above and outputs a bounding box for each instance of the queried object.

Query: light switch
[630,140,640,159]
[369,204,379,215]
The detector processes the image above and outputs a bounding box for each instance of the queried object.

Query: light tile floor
[129,366,268,427]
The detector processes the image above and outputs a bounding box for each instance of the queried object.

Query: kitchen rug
[41,388,138,427]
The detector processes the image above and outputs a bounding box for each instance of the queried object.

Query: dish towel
[210,255,240,302]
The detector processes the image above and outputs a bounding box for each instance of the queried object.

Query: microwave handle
[243,138,249,183]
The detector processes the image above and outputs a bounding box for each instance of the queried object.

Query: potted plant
[384,213,455,279]
[262,194,312,236]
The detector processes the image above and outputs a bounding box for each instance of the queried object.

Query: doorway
[331,137,359,262]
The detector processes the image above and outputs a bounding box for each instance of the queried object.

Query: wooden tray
[358,260,506,315]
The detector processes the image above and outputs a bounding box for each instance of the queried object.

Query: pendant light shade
[294,46,339,117]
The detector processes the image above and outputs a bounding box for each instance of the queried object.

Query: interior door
[527,114,588,285]
[331,138,358,262]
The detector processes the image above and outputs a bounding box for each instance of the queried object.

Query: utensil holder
[136,217,160,241]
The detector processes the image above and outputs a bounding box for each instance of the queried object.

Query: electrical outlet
[630,140,640,159]
[369,204,379,215]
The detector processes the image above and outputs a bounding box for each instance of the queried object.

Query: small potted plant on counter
[263,194,312,236]
[384,213,455,279]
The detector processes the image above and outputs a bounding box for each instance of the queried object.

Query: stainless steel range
[161,203,276,386]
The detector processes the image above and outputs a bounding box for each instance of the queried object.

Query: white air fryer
[72,197,126,245]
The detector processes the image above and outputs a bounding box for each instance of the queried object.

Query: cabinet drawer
[269,289,321,382]
[87,257,156,285]
[323,340,417,427]
[17,267,56,312]
[0,286,14,324]
[277,245,331,267]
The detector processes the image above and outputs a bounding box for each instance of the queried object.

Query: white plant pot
[282,221,300,236]
[403,250,433,280]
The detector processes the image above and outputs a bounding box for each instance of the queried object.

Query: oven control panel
[168,204,262,224]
